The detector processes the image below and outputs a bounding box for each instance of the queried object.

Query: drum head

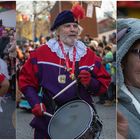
[48,100,93,139]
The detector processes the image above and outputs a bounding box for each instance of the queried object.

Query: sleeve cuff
[21,86,40,108]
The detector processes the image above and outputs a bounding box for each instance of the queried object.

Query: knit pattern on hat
[117,18,140,88]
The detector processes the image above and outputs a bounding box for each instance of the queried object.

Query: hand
[78,70,91,86]
[117,111,128,139]
[32,103,46,117]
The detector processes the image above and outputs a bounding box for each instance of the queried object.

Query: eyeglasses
[130,48,140,59]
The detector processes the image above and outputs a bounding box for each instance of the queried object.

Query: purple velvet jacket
[19,44,111,137]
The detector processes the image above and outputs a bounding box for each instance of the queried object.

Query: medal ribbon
[58,40,76,79]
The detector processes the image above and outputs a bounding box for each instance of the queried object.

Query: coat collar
[120,84,140,115]
[47,38,87,61]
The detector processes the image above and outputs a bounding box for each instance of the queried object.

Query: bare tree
[16,1,55,40]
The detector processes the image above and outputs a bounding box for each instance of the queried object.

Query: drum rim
[48,99,93,139]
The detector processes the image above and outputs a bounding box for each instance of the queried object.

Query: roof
[117,1,140,8]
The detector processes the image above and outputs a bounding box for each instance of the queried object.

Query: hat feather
[71,4,85,20]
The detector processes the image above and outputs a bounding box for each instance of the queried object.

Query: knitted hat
[117,18,140,88]
[51,4,85,31]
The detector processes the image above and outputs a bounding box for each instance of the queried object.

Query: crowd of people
[16,32,116,108]
[3,17,139,139]
[82,33,116,106]
[16,5,116,138]
[0,11,116,139]
[0,1,140,139]
[0,22,16,100]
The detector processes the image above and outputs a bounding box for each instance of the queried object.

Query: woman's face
[123,42,140,88]
[58,23,79,46]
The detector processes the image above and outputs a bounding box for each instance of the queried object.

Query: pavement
[16,97,116,139]
[94,97,116,139]
[0,96,16,139]
[16,109,33,139]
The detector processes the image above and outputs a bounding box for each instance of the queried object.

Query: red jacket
[19,44,111,107]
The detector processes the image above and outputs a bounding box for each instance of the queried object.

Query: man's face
[58,23,79,46]
[123,43,140,88]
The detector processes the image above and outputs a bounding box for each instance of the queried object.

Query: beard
[60,34,77,47]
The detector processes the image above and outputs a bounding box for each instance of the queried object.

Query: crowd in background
[82,33,116,106]
[0,25,116,108]
[0,24,16,100]
[16,32,116,109]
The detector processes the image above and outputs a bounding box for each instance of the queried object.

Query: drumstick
[40,103,53,117]
[43,111,53,117]
[52,65,95,100]
[53,80,77,100]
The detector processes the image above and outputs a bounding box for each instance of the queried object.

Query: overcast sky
[17,0,116,20]
[96,0,116,20]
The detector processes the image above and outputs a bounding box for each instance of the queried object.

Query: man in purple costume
[19,5,111,139]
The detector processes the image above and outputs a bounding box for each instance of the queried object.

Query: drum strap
[75,61,93,96]
[75,61,80,79]
[75,62,101,119]
[41,87,57,113]
[75,62,94,102]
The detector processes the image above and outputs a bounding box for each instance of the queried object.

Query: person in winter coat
[117,18,140,139]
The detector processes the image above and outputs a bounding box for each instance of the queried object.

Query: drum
[48,100,102,139]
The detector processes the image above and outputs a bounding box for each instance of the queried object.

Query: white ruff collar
[47,38,87,61]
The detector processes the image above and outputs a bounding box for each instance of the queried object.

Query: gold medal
[70,73,75,80]
[58,40,76,82]
[58,75,66,84]
[67,68,72,72]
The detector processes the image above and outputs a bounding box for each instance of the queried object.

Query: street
[16,97,116,139]
[94,97,116,139]
[0,96,16,139]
